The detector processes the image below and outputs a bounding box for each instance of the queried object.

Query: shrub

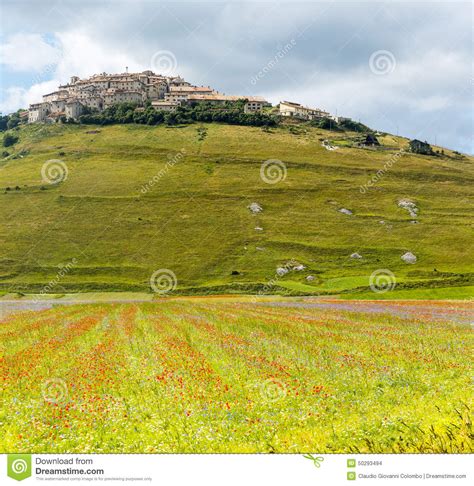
[6,115,21,130]
[78,101,277,128]
[3,133,19,147]
[313,117,342,131]
[338,119,370,132]
[0,115,9,131]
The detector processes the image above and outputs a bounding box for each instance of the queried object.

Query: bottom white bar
[1,454,471,486]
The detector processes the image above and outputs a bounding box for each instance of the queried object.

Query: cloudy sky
[1,0,472,153]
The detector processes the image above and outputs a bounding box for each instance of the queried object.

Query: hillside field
[1,298,472,453]
[0,122,472,297]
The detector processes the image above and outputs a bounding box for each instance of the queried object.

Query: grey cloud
[1,0,472,152]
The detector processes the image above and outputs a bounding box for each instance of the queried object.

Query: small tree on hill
[3,133,19,147]
[7,115,21,130]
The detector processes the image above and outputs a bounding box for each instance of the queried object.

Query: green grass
[0,123,472,298]
[344,285,474,300]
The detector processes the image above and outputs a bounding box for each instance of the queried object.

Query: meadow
[0,298,472,453]
[1,123,473,297]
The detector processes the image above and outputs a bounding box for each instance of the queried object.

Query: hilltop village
[27,70,350,124]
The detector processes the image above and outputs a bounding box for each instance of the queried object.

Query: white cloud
[0,87,26,113]
[0,80,59,113]
[0,34,61,72]
[0,30,143,112]
[53,31,144,83]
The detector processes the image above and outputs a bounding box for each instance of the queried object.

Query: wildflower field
[0,298,472,453]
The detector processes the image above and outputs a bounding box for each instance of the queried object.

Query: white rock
[276,267,289,276]
[322,140,339,151]
[306,275,315,281]
[401,251,417,264]
[293,264,306,271]
[256,247,265,251]
[248,202,263,214]
[379,220,385,224]
[350,253,362,259]
[254,226,263,231]
[398,199,418,218]
[339,208,353,215]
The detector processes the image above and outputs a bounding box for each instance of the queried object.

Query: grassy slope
[0,123,473,297]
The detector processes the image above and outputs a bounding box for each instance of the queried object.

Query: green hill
[0,122,472,297]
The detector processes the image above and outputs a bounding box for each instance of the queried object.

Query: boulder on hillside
[292,264,306,271]
[276,261,306,276]
[339,208,353,215]
[248,202,263,214]
[276,267,289,276]
[350,252,362,259]
[401,251,417,264]
[398,199,418,218]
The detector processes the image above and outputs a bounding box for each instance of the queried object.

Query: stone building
[186,94,267,113]
[65,100,84,119]
[28,102,50,123]
[28,71,181,122]
[28,70,269,122]
[151,100,180,112]
[27,70,354,125]
[279,100,330,120]
[164,86,216,103]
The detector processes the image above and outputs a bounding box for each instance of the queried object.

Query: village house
[28,102,50,123]
[330,115,352,123]
[279,100,330,120]
[65,100,85,119]
[151,100,179,112]
[186,94,267,113]
[244,97,267,113]
[164,86,217,103]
